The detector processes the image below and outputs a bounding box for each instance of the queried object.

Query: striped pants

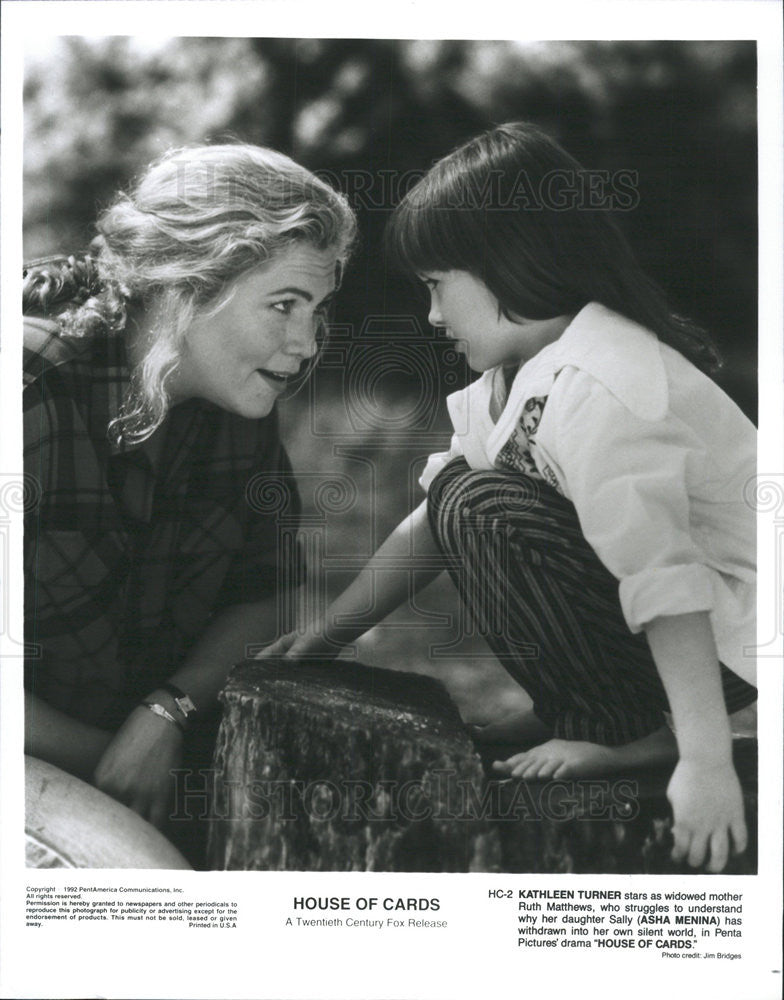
[427,458,757,746]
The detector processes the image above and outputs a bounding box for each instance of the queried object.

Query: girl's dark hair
[387,121,721,373]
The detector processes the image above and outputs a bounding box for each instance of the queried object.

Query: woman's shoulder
[23,319,109,455]
[23,316,100,388]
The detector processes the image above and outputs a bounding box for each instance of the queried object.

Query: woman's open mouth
[257,368,291,385]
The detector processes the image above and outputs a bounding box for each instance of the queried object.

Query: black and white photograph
[1,2,782,999]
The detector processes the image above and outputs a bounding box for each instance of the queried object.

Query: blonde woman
[23,144,356,865]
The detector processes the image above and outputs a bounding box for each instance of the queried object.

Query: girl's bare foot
[471,708,552,747]
[491,725,678,780]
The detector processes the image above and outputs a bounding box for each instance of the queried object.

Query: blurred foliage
[25,38,757,417]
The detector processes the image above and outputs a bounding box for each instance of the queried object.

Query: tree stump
[207,661,757,875]
[207,659,502,871]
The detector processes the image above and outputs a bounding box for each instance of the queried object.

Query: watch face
[176,694,197,717]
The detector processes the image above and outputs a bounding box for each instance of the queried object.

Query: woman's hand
[666,758,747,873]
[93,706,183,829]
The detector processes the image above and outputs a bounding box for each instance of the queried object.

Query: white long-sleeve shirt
[420,302,756,685]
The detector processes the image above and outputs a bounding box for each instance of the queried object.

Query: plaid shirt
[24,317,300,729]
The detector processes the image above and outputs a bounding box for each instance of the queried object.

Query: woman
[23,143,356,865]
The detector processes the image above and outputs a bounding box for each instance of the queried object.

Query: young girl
[261,122,757,874]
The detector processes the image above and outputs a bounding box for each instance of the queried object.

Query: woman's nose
[286,315,319,358]
[300,334,319,359]
[427,298,444,328]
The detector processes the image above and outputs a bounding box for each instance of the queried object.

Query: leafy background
[25,38,757,726]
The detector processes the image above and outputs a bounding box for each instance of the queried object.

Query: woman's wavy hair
[386,121,720,373]
[24,143,357,444]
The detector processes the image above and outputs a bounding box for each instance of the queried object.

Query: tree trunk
[207,659,501,871]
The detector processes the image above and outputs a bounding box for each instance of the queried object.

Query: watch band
[158,682,198,721]
[141,701,186,734]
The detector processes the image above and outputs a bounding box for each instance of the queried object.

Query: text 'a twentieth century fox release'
[487,888,744,960]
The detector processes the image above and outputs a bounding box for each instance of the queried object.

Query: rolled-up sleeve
[550,368,715,632]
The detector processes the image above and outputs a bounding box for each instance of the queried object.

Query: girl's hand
[255,622,343,662]
[255,629,301,659]
[666,758,747,873]
[93,706,183,829]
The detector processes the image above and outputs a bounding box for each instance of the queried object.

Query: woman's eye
[271,299,296,315]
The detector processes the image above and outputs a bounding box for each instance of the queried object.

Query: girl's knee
[427,461,562,559]
[428,459,542,520]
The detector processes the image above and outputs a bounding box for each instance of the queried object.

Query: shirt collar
[520,301,669,421]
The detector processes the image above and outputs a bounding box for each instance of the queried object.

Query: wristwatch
[159,682,198,723]
[141,701,185,734]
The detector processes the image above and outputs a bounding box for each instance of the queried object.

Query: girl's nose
[427,298,444,328]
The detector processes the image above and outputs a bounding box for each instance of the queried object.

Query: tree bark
[208,659,501,872]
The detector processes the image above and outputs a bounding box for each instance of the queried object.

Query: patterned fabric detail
[494,395,562,494]
[24,320,301,729]
[427,458,756,745]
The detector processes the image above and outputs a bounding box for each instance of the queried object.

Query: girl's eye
[271,299,296,315]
